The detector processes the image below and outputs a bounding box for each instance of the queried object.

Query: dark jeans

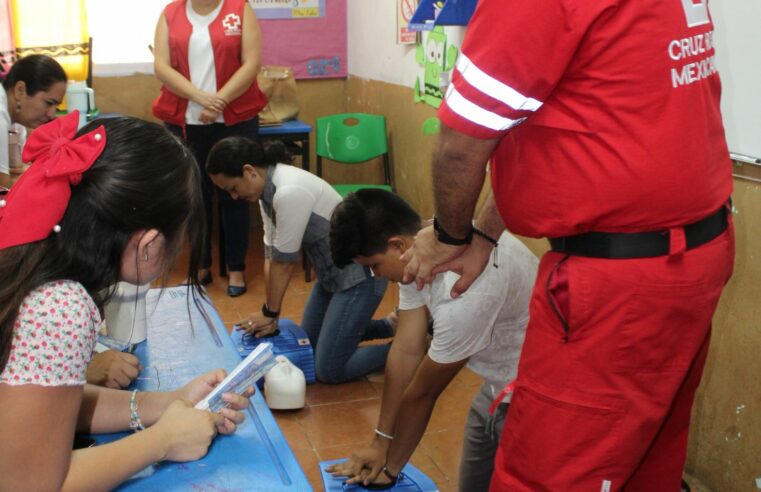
[166,117,259,272]
[301,276,392,384]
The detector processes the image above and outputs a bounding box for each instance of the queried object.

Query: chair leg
[383,153,392,187]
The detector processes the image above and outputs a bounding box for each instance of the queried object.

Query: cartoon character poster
[414,26,458,109]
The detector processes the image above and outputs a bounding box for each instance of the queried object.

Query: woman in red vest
[152,0,267,297]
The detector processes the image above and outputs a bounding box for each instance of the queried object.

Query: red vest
[152,0,267,126]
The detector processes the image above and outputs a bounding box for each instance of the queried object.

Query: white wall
[711,0,761,161]
[347,1,464,87]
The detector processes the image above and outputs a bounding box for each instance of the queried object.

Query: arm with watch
[401,124,501,295]
[402,191,504,298]
[238,258,297,338]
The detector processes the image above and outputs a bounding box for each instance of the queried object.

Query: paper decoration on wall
[422,117,440,135]
[0,0,15,77]
[259,0,346,79]
[413,26,458,108]
[250,0,325,19]
[398,0,418,44]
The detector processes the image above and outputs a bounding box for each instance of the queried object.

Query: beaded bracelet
[472,226,500,268]
[129,389,145,432]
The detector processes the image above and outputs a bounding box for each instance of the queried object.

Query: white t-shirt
[0,90,26,175]
[398,232,538,393]
[185,0,224,125]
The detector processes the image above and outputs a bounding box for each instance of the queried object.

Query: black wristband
[433,216,473,245]
[381,465,398,482]
[262,303,280,318]
[472,227,498,247]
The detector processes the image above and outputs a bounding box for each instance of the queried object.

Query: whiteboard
[711,0,761,161]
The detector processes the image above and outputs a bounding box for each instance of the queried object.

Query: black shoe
[227,284,247,297]
[199,270,212,286]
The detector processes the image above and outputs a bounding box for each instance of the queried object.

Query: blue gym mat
[320,459,439,492]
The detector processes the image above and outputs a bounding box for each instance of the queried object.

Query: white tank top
[185,0,225,124]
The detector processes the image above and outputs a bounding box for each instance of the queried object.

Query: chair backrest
[315,113,388,164]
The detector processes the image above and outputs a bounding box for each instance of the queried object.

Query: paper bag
[257,65,300,126]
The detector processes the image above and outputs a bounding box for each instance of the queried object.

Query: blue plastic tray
[231,318,316,384]
[93,287,312,491]
[320,459,439,492]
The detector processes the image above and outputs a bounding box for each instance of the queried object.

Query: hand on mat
[326,441,387,484]
[176,369,254,434]
[432,234,495,298]
[86,349,142,388]
[237,313,279,338]
[152,399,224,462]
[364,471,396,489]
[401,225,466,290]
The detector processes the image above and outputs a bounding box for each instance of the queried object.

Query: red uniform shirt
[438,0,732,238]
[152,0,267,127]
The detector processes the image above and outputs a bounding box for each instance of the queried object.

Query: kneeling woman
[207,138,392,384]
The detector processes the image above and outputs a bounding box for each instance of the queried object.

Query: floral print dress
[0,280,100,386]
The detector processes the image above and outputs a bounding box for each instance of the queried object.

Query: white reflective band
[456,53,543,112]
[445,85,525,131]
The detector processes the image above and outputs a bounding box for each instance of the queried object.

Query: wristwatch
[433,216,473,246]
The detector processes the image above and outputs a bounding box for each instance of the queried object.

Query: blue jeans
[302,276,391,383]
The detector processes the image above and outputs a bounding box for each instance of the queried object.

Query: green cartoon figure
[414,26,458,109]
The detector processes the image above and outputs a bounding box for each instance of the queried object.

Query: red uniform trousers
[490,225,734,492]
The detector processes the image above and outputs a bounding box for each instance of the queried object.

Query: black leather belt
[549,203,729,259]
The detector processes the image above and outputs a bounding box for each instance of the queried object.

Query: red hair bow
[0,111,107,250]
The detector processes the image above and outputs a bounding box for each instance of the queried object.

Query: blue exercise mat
[93,287,312,491]
[320,459,439,492]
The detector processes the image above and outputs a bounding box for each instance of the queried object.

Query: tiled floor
[168,231,481,491]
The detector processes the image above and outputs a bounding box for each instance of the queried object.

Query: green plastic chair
[315,113,393,197]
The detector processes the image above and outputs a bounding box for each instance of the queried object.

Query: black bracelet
[262,303,280,318]
[472,227,498,246]
[472,227,500,269]
[433,216,473,245]
[381,465,398,482]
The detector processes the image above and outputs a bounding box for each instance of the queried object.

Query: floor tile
[298,399,381,449]
[305,379,379,406]
[419,429,466,486]
[426,382,479,433]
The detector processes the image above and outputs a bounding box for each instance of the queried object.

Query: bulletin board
[257,0,346,79]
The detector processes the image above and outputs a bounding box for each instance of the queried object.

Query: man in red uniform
[403,0,734,490]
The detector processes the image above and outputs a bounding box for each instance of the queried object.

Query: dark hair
[0,117,205,371]
[206,136,292,177]
[1,54,67,94]
[330,189,422,267]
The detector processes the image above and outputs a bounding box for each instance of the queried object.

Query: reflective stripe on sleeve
[445,85,526,131]
[456,53,543,112]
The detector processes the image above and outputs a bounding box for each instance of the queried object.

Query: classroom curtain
[0,0,15,77]
[11,0,90,82]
